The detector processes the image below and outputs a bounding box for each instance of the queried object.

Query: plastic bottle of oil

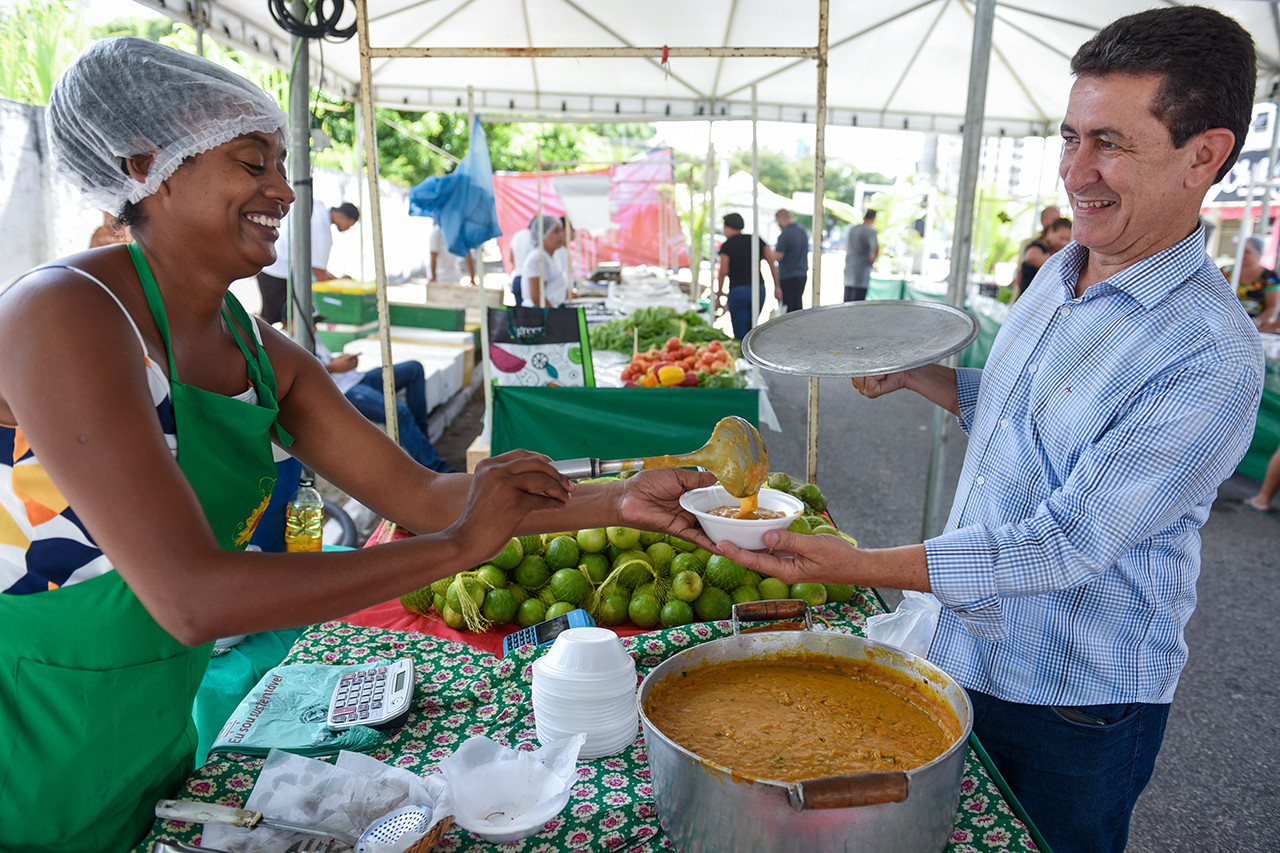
[284,476,324,552]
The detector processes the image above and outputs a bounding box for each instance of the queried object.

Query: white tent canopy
[129,0,1280,137]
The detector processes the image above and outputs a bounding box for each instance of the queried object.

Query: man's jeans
[344,362,452,472]
[968,690,1169,853]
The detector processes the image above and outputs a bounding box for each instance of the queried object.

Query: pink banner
[494,148,690,278]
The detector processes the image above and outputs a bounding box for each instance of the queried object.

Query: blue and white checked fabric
[926,223,1264,705]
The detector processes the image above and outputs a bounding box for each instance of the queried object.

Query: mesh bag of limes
[400,473,858,633]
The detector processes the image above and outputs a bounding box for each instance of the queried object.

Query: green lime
[787,515,811,534]
[399,585,434,616]
[517,598,547,628]
[766,471,793,492]
[628,593,661,628]
[670,552,702,577]
[741,569,762,587]
[731,584,761,605]
[612,550,654,588]
[597,592,630,626]
[545,601,576,620]
[544,535,581,570]
[514,554,550,589]
[482,588,518,624]
[824,583,857,603]
[607,526,642,550]
[670,569,703,603]
[518,534,544,556]
[430,575,454,597]
[705,554,746,590]
[792,482,828,512]
[491,538,523,570]
[660,599,695,628]
[757,576,791,600]
[791,582,828,607]
[440,603,466,630]
[579,552,610,584]
[633,581,660,602]
[505,583,530,606]
[809,524,839,537]
[690,547,713,568]
[432,592,446,613]
[549,567,591,604]
[476,564,508,589]
[645,542,677,575]
[668,537,698,553]
[576,527,608,553]
[446,576,485,612]
[537,586,559,607]
[639,529,666,548]
[693,586,733,622]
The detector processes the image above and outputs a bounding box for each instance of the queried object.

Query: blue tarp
[408,117,502,256]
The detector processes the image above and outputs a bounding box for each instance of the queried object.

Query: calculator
[501,608,596,657]
[326,657,416,731]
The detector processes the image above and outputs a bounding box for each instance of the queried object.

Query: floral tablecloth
[138,593,1043,853]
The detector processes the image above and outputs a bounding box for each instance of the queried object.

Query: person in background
[1016,216,1073,297]
[842,209,879,301]
[1008,205,1062,293]
[313,327,453,473]
[0,38,715,852]
[1222,233,1280,328]
[716,211,779,339]
[256,200,359,325]
[1243,442,1280,514]
[519,215,571,307]
[719,8,1263,852]
[507,214,541,305]
[429,221,476,285]
[88,211,132,248]
[773,208,810,312]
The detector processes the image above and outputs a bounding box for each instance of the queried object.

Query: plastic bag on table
[200,749,451,853]
[864,591,942,658]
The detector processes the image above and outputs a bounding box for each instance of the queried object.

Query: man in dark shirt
[773,208,810,312]
[716,212,779,339]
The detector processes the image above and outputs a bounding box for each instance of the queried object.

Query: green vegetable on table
[589,306,738,356]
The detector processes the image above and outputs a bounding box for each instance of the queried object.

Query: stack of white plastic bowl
[531,626,639,760]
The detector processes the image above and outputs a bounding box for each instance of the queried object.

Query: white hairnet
[46,37,288,213]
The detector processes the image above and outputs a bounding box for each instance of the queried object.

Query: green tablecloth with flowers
[137,592,1046,853]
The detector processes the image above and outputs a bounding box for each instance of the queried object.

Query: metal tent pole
[750,85,760,333]
[355,0,398,441]
[922,0,996,540]
[288,0,314,353]
[806,0,829,485]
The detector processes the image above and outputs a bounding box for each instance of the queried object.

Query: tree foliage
[0,0,86,104]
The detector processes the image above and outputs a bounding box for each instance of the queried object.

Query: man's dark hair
[333,201,360,222]
[864,210,877,222]
[723,212,745,230]
[1070,6,1255,183]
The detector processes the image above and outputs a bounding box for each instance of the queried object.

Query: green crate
[315,322,377,350]
[388,302,465,331]
[313,284,377,325]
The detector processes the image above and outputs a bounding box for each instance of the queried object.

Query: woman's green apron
[0,243,291,852]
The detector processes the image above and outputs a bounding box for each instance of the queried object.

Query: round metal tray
[741,300,980,377]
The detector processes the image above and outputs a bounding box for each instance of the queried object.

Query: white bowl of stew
[679,485,804,550]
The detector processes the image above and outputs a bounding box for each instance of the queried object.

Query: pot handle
[731,599,812,635]
[788,773,910,811]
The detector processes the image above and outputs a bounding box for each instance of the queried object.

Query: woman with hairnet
[0,38,713,852]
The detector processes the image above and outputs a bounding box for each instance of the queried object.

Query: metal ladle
[155,800,445,852]
[552,415,769,499]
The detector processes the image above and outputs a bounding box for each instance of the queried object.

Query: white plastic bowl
[539,626,634,676]
[679,485,804,550]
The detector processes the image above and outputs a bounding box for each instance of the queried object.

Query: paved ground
[433,367,1278,852]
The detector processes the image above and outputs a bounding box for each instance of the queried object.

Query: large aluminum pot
[637,600,972,853]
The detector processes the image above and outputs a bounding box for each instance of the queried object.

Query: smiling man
[719,8,1265,852]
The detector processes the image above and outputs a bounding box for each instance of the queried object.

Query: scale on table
[742,300,979,377]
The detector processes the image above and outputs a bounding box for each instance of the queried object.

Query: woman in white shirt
[519,217,571,307]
